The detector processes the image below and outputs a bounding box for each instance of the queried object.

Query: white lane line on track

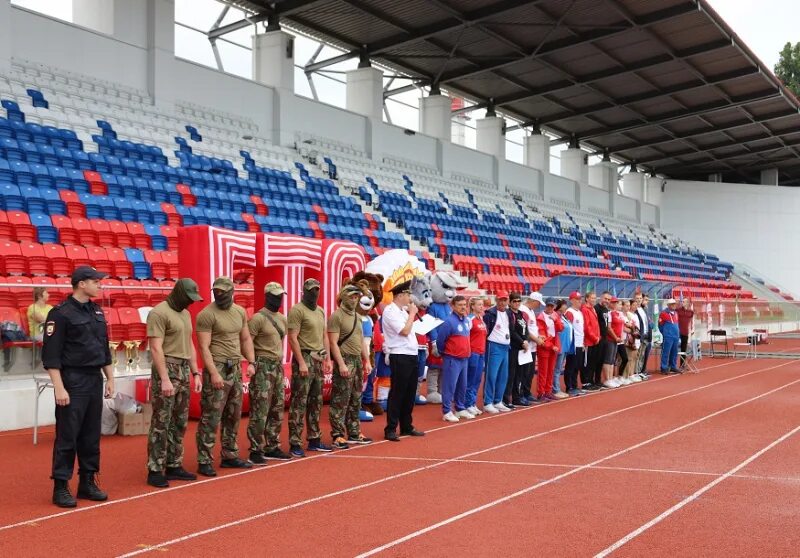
[593,423,800,557]
[352,372,800,558]
[113,360,797,557]
[324,454,800,483]
[0,357,723,532]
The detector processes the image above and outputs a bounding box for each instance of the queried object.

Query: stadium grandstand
[1,1,800,554]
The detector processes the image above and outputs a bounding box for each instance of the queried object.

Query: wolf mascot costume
[410,273,433,404]
[426,271,463,404]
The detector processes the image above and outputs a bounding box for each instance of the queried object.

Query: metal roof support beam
[645,139,800,169]
[211,0,326,39]
[435,2,698,85]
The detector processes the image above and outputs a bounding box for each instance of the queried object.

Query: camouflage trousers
[147,361,190,471]
[246,357,284,454]
[329,354,363,440]
[288,350,323,447]
[196,361,242,465]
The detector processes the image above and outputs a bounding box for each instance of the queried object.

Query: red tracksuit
[536,311,563,397]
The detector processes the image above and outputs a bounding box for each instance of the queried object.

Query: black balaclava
[302,286,320,310]
[214,288,233,310]
[166,278,199,312]
[265,292,282,312]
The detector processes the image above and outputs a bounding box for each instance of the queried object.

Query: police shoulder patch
[46,321,55,336]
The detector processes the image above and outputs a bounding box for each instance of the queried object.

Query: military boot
[77,473,108,501]
[53,479,77,508]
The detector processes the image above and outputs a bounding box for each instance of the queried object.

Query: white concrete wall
[545,174,578,207]
[615,194,639,222]
[580,183,610,215]
[372,122,438,168]
[661,179,800,296]
[641,203,659,226]
[499,160,543,200]
[442,142,495,183]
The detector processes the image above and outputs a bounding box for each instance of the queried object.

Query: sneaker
[660,369,670,375]
[567,389,580,396]
[307,439,333,452]
[610,377,622,387]
[553,392,569,399]
[332,437,349,450]
[585,384,601,391]
[483,404,499,414]
[359,409,374,422]
[603,380,617,389]
[415,394,428,405]
[467,405,483,416]
[619,378,632,386]
[671,368,682,374]
[442,411,460,422]
[165,466,197,481]
[512,398,531,407]
[197,463,217,477]
[263,447,292,460]
[495,402,511,413]
[545,393,558,401]
[400,429,425,437]
[504,401,516,410]
[290,445,306,458]
[347,434,373,445]
[249,452,267,465]
[220,458,252,469]
[456,409,475,420]
[147,471,169,488]
[630,375,642,383]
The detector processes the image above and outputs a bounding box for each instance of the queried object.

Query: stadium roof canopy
[218,0,800,185]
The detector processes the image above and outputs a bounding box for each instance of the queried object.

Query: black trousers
[680,335,689,366]
[565,347,584,392]
[52,369,103,481]
[589,344,604,385]
[504,347,522,403]
[641,339,652,373]
[616,344,628,375]
[519,360,535,399]
[385,354,418,435]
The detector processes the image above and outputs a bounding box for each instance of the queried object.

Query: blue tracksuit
[659,309,680,370]
[436,312,471,415]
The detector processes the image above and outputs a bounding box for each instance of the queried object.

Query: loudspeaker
[286,36,294,59]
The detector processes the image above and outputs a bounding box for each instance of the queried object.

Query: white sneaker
[495,402,512,413]
[456,409,475,420]
[468,405,483,416]
[630,375,642,383]
[553,392,569,399]
[603,380,617,389]
[483,404,499,414]
[619,378,632,386]
[611,377,622,387]
[442,412,459,423]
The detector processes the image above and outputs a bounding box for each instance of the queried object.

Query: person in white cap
[659,299,681,374]
[520,292,545,404]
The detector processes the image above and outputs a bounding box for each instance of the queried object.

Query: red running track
[1,357,799,557]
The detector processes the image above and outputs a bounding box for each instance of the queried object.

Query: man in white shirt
[382,280,425,441]
[521,292,545,404]
[482,291,513,414]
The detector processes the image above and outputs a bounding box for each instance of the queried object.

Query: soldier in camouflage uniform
[246,282,292,463]
[145,279,204,488]
[195,277,257,477]
[287,278,333,457]
[328,283,373,449]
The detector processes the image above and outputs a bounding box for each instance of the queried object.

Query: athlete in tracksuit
[536,298,563,399]
[659,299,680,373]
[436,297,472,419]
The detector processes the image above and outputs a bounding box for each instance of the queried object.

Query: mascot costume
[426,271,464,404]
[346,271,385,421]
[364,249,428,410]
[410,273,433,404]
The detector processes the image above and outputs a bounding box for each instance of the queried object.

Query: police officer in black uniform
[43,266,115,508]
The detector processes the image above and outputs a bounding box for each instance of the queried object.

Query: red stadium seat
[51,215,79,245]
[85,246,114,277]
[0,210,12,240]
[0,240,26,275]
[43,243,72,277]
[20,241,50,276]
[6,211,36,242]
[64,245,92,269]
[108,221,133,248]
[0,307,34,350]
[89,219,116,247]
[71,217,99,246]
